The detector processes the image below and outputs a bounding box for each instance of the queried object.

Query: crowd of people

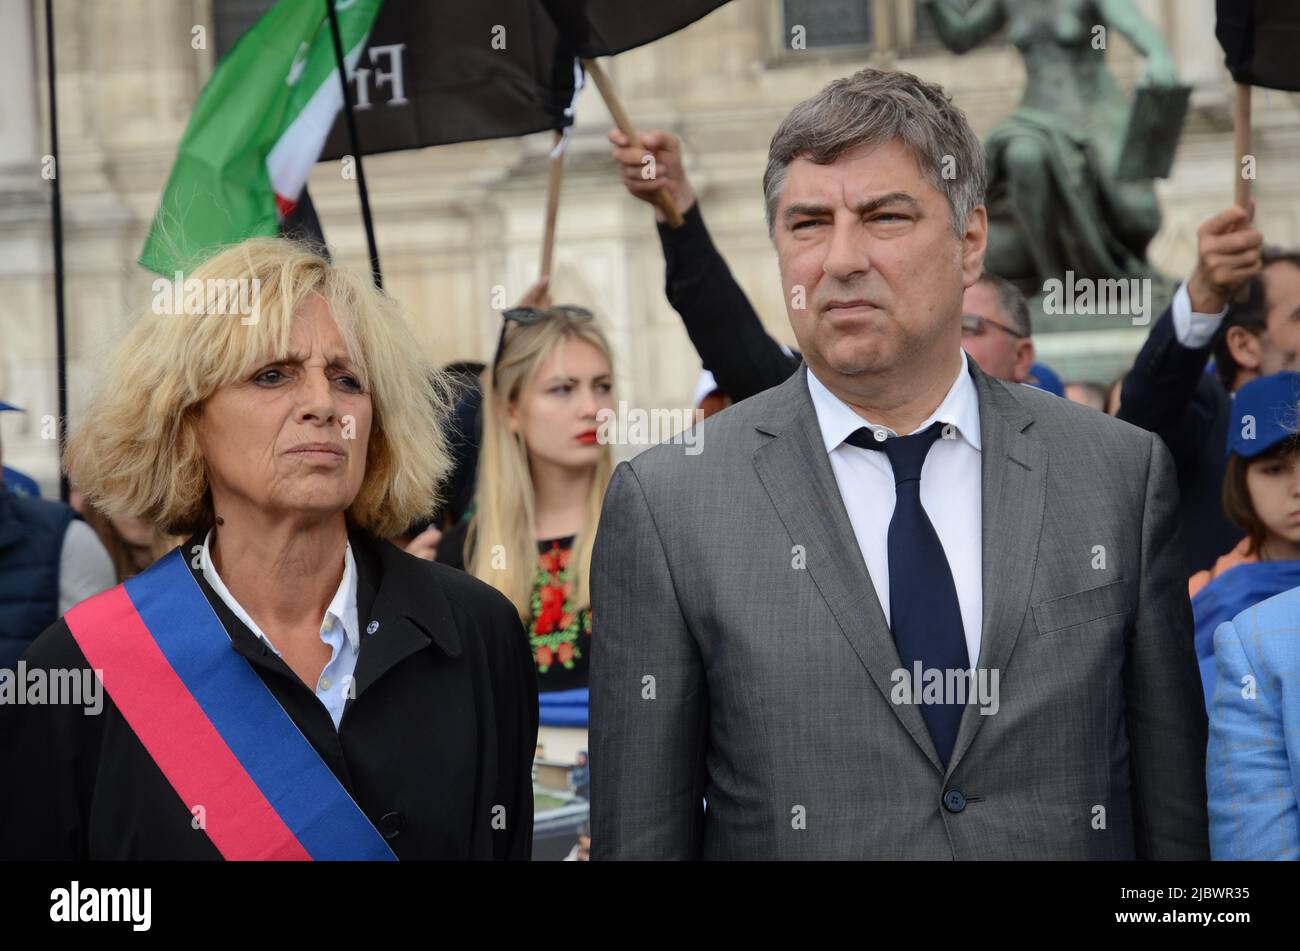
[1,64,1298,860]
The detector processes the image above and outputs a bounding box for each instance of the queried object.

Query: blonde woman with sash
[0,238,537,860]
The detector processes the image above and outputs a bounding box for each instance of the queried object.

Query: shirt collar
[806,350,982,453]
[327,543,361,652]
[200,529,361,654]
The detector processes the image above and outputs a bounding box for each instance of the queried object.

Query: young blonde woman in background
[437,294,615,713]
[433,282,617,857]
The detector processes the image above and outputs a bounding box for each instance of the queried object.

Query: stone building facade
[1,0,1296,491]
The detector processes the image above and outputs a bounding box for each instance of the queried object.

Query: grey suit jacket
[590,360,1208,859]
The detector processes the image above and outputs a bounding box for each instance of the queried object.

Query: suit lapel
[945,364,1047,775]
[752,366,944,772]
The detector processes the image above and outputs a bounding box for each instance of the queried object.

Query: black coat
[0,526,538,860]
[1117,302,1240,574]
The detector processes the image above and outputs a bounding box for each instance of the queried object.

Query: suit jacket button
[943,789,967,813]
[378,811,402,839]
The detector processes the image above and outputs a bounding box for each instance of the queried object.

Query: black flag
[213,0,581,158]
[1217,0,1300,92]
[537,0,731,57]
[212,0,735,154]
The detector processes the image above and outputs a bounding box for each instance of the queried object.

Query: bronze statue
[922,0,1182,299]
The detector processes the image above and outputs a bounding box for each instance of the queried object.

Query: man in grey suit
[589,68,1208,859]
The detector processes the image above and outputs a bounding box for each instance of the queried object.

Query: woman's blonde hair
[66,237,452,538]
[466,313,614,618]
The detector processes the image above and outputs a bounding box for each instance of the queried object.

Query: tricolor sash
[65,548,395,860]
[1192,559,1300,711]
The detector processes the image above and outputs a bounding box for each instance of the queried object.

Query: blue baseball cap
[1226,372,1300,459]
[1026,362,1065,398]
[0,402,23,412]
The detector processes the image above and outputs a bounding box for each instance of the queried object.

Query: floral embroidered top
[527,536,593,691]
[435,521,592,691]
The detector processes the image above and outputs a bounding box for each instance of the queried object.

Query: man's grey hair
[763,68,987,239]
[976,271,1032,338]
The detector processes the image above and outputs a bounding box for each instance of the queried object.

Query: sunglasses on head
[960,313,1027,339]
[491,305,595,388]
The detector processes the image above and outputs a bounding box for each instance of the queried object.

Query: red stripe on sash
[67,585,310,860]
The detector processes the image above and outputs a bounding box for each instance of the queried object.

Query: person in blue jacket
[1190,373,1300,710]
[1208,582,1300,859]
[1205,376,1300,859]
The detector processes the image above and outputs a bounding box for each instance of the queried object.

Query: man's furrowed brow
[783,202,832,224]
[853,192,921,215]
[782,192,921,223]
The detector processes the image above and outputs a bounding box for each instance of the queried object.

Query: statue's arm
[1095,0,1178,80]
[919,0,1006,54]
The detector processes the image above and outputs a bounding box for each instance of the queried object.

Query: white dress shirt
[200,530,361,730]
[1171,279,1231,349]
[806,351,984,668]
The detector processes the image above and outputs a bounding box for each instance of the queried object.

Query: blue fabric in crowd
[539,688,588,727]
[1026,362,1065,397]
[2,466,41,498]
[1192,560,1300,710]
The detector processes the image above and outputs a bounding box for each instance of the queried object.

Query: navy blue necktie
[845,421,969,766]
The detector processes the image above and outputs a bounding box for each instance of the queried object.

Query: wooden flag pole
[581,57,685,229]
[1232,83,1252,304]
[540,131,565,280]
[1234,83,1252,210]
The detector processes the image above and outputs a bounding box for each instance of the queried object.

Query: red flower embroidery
[535,585,564,634]
[528,540,590,675]
[540,585,564,613]
[540,544,566,574]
